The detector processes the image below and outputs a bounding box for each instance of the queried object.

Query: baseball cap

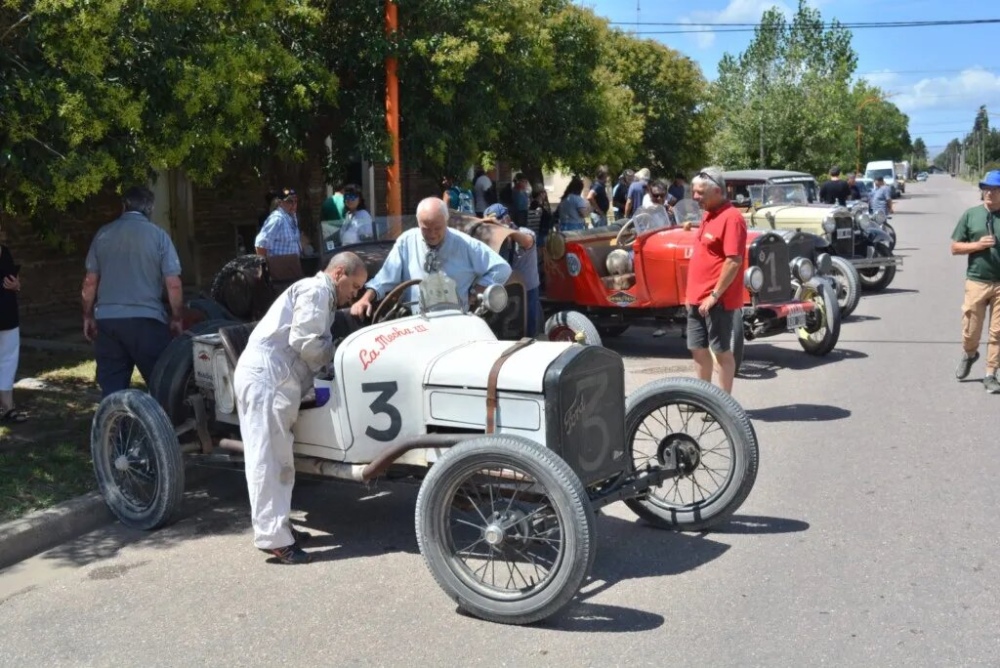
[979,170,1000,188]
[483,203,509,220]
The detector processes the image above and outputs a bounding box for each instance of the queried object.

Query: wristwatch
[710,290,720,300]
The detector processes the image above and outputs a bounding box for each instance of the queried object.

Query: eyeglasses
[650,192,665,200]
[697,171,724,190]
[344,194,360,201]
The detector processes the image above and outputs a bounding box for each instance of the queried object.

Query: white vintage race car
[90,276,760,626]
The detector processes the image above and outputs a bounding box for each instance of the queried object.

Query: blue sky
[573,0,1000,156]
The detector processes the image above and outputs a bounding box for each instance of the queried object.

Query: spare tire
[149,319,238,425]
[187,297,234,322]
[209,255,276,320]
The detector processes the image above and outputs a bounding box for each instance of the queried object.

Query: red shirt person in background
[683,167,747,394]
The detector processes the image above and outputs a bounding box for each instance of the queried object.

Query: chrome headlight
[815,252,832,274]
[856,211,872,230]
[744,266,764,292]
[822,214,835,234]
[481,284,508,313]
[873,210,887,225]
[791,257,815,282]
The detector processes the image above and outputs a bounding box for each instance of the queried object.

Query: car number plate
[787,311,807,329]
[836,227,853,240]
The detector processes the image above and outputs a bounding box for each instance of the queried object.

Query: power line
[613,18,1000,35]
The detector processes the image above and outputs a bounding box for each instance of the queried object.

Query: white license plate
[836,227,853,239]
[787,312,807,329]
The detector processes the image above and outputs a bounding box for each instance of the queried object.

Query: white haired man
[350,197,511,318]
[683,167,747,394]
[235,251,368,564]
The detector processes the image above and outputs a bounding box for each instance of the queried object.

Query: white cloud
[862,69,898,89]
[891,68,1000,112]
[681,0,795,49]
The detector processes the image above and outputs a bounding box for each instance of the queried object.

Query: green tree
[1,0,336,229]
[911,137,928,171]
[606,32,713,176]
[708,0,858,174]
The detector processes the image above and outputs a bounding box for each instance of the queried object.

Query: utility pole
[385,0,402,237]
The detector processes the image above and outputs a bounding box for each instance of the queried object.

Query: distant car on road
[916,172,928,182]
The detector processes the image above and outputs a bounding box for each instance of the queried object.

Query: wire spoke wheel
[416,435,594,625]
[91,391,184,530]
[623,378,758,532]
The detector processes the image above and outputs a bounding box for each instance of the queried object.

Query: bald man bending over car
[350,197,511,318]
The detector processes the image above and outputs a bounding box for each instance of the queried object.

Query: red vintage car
[540,200,841,372]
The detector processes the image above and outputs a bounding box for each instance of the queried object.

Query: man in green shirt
[952,170,1000,392]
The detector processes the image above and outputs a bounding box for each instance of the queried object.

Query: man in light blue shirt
[870,176,894,216]
[350,197,512,318]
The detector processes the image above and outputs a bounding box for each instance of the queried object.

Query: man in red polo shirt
[683,166,747,394]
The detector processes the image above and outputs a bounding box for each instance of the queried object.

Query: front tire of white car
[415,435,596,626]
[544,310,602,346]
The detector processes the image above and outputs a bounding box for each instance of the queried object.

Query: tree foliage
[0,0,336,225]
[1,0,714,222]
[707,0,911,176]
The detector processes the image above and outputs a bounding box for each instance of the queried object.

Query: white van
[864,160,900,198]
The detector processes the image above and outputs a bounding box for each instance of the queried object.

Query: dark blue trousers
[95,317,172,398]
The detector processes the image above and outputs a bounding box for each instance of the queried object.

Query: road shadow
[540,512,809,632]
[38,468,253,568]
[844,314,880,323]
[746,404,851,422]
[737,345,868,381]
[862,287,919,297]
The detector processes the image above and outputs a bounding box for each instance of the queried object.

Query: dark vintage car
[723,170,902,314]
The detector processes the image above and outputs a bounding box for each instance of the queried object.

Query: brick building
[5,154,465,322]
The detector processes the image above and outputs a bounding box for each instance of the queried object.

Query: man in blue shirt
[350,197,512,318]
[81,186,184,397]
[870,176,894,216]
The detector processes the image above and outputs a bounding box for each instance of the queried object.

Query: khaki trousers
[962,279,1000,372]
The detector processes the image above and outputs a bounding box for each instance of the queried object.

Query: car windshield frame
[748,183,810,208]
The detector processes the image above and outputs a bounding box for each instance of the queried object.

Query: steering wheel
[371,279,423,324]
[614,218,638,249]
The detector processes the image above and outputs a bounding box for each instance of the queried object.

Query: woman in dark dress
[0,240,25,422]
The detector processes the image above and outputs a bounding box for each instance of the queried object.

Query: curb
[0,465,219,572]
[0,491,112,571]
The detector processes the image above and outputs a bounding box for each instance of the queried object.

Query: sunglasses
[650,192,665,200]
[697,171,723,190]
[344,194,360,200]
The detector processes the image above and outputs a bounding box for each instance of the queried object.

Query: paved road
[2,176,997,666]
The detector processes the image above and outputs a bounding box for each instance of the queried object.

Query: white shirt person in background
[338,183,375,246]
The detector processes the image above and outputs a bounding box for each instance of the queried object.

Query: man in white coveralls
[235,252,368,564]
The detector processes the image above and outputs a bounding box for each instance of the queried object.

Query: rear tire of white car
[797,280,841,356]
[91,390,184,531]
[544,310,602,346]
[622,377,759,532]
[415,435,596,626]
[828,256,861,318]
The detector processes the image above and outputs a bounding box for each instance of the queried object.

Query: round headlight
[482,283,509,313]
[816,252,832,274]
[873,210,887,225]
[744,266,764,292]
[792,257,815,282]
[857,212,872,230]
[822,215,835,234]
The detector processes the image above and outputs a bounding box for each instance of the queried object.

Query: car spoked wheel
[91,390,184,530]
[622,378,758,532]
[827,256,861,318]
[797,280,841,356]
[543,310,603,346]
[416,435,594,625]
[857,248,897,291]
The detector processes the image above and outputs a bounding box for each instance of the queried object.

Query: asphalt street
[1,176,997,666]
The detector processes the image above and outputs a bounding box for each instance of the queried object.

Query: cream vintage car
[723,171,902,312]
